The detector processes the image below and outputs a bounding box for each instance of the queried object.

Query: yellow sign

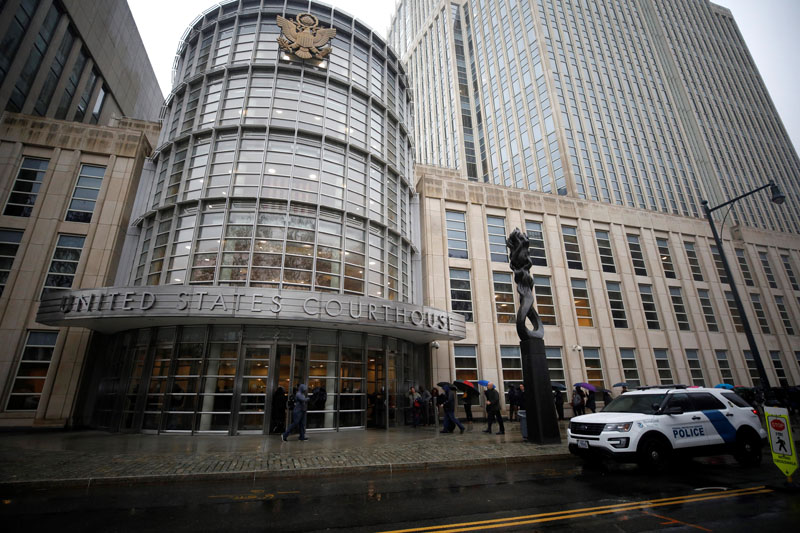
[765,406,797,479]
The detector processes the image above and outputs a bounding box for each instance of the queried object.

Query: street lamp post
[701,182,785,401]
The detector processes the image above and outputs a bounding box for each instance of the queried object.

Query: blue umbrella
[476,379,490,386]
[612,382,628,388]
[714,383,734,390]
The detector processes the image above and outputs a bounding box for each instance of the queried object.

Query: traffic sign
[764,406,797,480]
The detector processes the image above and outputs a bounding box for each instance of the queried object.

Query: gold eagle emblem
[277,13,336,61]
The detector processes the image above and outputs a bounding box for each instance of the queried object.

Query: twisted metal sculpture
[506,228,544,340]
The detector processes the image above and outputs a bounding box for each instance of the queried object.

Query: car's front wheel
[734,431,762,466]
[637,434,672,471]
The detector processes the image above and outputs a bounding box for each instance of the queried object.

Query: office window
[493,272,515,323]
[715,350,735,385]
[595,230,615,273]
[654,349,673,384]
[449,269,473,322]
[571,278,593,327]
[546,347,565,386]
[525,220,547,266]
[454,345,478,381]
[4,157,49,217]
[685,349,705,386]
[6,331,59,411]
[656,238,676,279]
[725,291,745,332]
[486,215,507,262]
[0,229,24,296]
[627,234,648,276]
[639,284,660,329]
[669,286,690,331]
[446,210,468,259]
[500,345,522,395]
[684,242,703,281]
[750,293,770,334]
[709,245,730,285]
[697,289,718,332]
[606,281,628,328]
[562,226,583,269]
[780,255,799,291]
[758,251,777,289]
[533,275,556,325]
[65,164,106,222]
[736,249,754,286]
[583,348,605,390]
[771,351,788,387]
[620,348,641,388]
[34,26,75,116]
[0,0,39,86]
[42,235,86,295]
[774,296,795,335]
[744,351,760,387]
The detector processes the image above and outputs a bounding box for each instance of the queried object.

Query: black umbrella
[452,380,479,398]
[550,382,567,390]
[436,381,452,389]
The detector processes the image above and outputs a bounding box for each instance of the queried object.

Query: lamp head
[770,183,785,205]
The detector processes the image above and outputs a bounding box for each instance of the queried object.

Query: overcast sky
[128,0,800,152]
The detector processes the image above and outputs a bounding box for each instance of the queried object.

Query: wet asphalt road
[1,454,797,532]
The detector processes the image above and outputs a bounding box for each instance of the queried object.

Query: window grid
[620,348,641,388]
[582,348,605,390]
[685,349,705,386]
[454,345,478,381]
[709,245,730,284]
[654,349,673,384]
[736,249,755,286]
[697,289,718,332]
[493,272,515,323]
[533,275,557,325]
[42,234,86,296]
[716,350,734,385]
[639,284,660,329]
[0,229,24,296]
[669,286,690,331]
[750,293,770,334]
[487,215,507,262]
[65,164,106,223]
[5,331,59,411]
[595,230,616,273]
[627,234,648,276]
[449,268,473,322]
[562,226,583,270]
[684,242,704,281]
[775,296,795,335]
[656,238,676,279]
[500,345,522,394]
[758,251,777,289]
[571,278,593,327]
[525,220,547,266]
[744,351,761,388]
[446,210,468,259]
[3,157,49,217]
[781,255,799,291]
[606,281,628,328]
[546,347,565,386]
[771,351,788,387]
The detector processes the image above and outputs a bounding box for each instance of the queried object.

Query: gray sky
[128,0,800,152]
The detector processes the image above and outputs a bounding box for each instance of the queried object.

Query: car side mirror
[664,406,683,415]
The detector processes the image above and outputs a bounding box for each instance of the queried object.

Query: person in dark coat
[282,384,309,441]
[441,384,465,434]
[572,385,586,416]
[507,385,518,421]
[271,386,287,433]
[462,390,474,422]
[586,390,597,413]
[553,388,565,420]
[602,389,613,407]
[419,386,432,425]
[482,382,505,435]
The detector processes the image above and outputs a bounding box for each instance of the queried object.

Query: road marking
[377,485,771,533]
[641,510,712,532]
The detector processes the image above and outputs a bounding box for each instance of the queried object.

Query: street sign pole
[764,406,797,483]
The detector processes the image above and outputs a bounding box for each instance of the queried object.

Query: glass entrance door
[367,351,386,428]
[237,345,270,432]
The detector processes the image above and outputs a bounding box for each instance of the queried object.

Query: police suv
[568,386,767,469]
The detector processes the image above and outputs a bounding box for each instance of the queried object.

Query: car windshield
[602,393,667,414]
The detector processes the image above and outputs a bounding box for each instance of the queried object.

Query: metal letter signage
[506,228,544,340]
[277,13,336,60]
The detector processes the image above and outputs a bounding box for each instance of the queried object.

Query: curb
[0,451,574,490]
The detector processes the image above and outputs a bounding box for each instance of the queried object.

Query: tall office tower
[0,0,162,428]
[38,0,463,435]
[390,0,800,412]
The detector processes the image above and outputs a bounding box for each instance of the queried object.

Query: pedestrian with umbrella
[438,382,465,434]
[613,382,628,394]
[572,384,586,416]
[453,380,479,423]
[551,383,565,420]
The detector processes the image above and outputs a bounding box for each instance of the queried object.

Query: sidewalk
[0,420,571,489]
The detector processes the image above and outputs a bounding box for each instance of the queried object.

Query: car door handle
[691,416,701,421]
[726,413,734,417]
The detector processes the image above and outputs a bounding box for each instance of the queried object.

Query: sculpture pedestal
[520,337,561,444]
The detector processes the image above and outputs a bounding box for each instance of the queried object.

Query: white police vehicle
[568,386,767,470]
